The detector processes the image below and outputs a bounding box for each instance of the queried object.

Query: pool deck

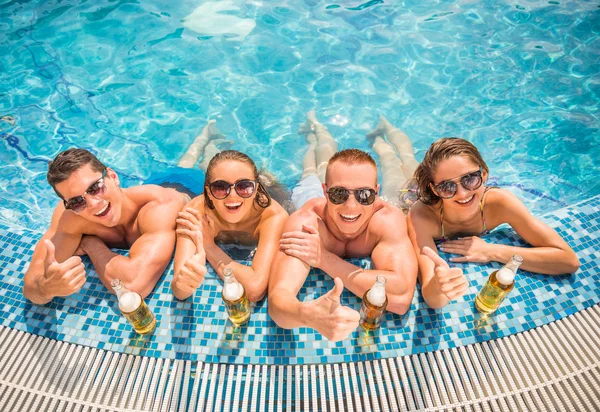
[0,194,599,410]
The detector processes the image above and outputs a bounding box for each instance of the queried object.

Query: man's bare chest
[323,234,377,259]
[86,224,140,249]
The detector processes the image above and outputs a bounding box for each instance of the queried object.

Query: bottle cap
[224,268,233,277]
[367,275,387,306]
[111,279,122,290]
[496,268,515,285]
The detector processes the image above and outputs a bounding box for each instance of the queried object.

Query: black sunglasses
[208,179,257,200]
[326,186,377,206]
[63,169,108,213]
[432,168,483,199]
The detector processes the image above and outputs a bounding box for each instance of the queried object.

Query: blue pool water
[1,0,599,231]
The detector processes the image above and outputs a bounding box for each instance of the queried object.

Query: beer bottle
[111,279,156,334]
[475,254,523,315]
[359,275,388,330]
[222,268,251,326]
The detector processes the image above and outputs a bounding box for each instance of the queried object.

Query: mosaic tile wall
[0,195,598,365]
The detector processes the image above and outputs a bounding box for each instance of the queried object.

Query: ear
[482,169,489,184]
[376,183,381,196]
[107,167,119,186]
[322,182,327,198]
[429,182,439,197]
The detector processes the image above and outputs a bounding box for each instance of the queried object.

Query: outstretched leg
[299,131,318,180]
[371,136,406,206]
[368,116,419,179]
[198,138,233,171]
[303,110,338,183]
[178,120,223,168]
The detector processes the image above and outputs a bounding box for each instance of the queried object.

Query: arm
[204,211,288,302]
[23,206,86,304]
[269,212,360,341]
[172,200,208,300]
[407,208,468,309]
[441,191,580,274]
[318,210,418,315]
[82,201,179,298]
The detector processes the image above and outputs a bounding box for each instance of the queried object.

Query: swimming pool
[0,0,599,410]
[1,0,599,230]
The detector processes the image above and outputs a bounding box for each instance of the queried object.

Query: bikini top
[434,186,497,243]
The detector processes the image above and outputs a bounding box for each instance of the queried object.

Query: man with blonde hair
[269,148,418,341]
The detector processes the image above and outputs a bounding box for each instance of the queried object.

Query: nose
[85,194,103,210]
[344,192,360,208]
[455,183,470,198]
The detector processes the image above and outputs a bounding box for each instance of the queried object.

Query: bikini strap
[439,202,446,240]
[479,186,497,233]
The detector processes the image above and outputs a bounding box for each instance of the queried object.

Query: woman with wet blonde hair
[407,137,580,309]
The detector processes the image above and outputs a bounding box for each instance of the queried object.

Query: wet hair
[47,148,106,198]
[413,137,489,205]
[325,149,377,183]
[204,150,271,210]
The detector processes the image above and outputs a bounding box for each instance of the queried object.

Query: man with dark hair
[23,148,188,304]
[269,148,418,342]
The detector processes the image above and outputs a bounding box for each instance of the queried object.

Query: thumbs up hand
[40,239,87,299]
[422,246,468,302]
[306,278,360,341]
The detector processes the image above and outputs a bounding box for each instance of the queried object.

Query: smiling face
[324,161,379,239]
[431,155,487,214]
[205,160,258,225]
[55,163,123,227]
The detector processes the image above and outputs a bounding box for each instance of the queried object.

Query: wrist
[36,277,52,303]
[489,244,506,263]
[80,235,101,253]
[316,248,333,270]
[299,300,316,329]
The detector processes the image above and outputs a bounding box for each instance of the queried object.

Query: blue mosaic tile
[0,195,599,364]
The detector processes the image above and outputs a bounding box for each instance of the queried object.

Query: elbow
[421,288,448,310]
[566,253,580,274]
[124,278,158,300]
[246,289,266,303]
[387,294,413,315]
[267,295,291,329]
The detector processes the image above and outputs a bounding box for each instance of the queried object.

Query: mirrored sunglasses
[326,187,377,206]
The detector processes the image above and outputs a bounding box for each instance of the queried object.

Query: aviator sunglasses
[208,179,257,200]
[63,169,108,213]
[326,187,377,206]
[432,167,483,199]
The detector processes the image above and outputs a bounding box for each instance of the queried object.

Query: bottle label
[476,283,507,313]
[122,301,155,333]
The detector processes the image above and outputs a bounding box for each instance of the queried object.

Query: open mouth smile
[94,202,111,217]
[455,195,475,206]
[340,213,360,223]
[225,202,242,212]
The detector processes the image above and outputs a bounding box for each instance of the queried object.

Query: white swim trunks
[291,174,325,209]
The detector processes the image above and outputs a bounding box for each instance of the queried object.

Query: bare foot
[366,115,393,140]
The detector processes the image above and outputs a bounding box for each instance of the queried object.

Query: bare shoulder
[133,185,188,230]
[369,201,406,236]
[285,198,325,230]
[407,201,440,234]
[183,194,206,213]
[484,187,521,206]
[483,188,531,222]
[259,199,289,223]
